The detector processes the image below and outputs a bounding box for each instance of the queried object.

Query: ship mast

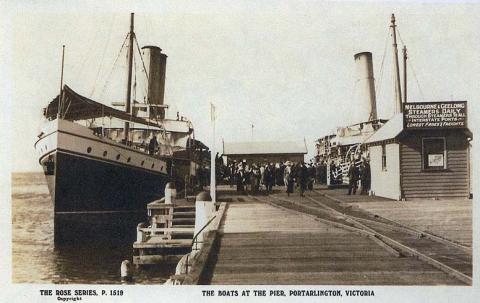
[124,13,135,144]
[390,14,403,113]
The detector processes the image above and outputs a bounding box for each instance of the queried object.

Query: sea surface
[11,172,176,284]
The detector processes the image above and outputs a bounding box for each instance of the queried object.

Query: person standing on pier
[359,158,371,195]
[259,163,266,188]
[250,164,260,194]
[264,163,274,194]
[285,162,294,196]
[329,161,336,185]
[297,162,308,197]
[283,161,291,189]
[244,163,251,192]
[228,162,236,188]
[236,164,245,193]
[347,160,359,195]
[307,162,315,190]
[278,162,286,186]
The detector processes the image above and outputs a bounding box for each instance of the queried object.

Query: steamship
[315,51,387,184]
[34,14,205,242]
[315,15,404,184]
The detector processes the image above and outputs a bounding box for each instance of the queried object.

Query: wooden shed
[365,101,472,200]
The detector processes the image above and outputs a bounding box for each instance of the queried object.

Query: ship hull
[36,119,171,244]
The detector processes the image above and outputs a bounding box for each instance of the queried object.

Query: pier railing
[185,215,217,274]
[192,215,217,251]
[174,202,228,285]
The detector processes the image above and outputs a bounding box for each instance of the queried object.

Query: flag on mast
[210,103,216,122]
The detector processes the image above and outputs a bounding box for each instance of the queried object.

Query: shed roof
[364,113,404,144]
[223,141,307,155]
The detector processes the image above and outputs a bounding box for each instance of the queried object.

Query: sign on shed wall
[403,101,467,129]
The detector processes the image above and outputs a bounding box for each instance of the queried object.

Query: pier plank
[209,271,461,285]
[205,199,462,285]
[342,197,472,246]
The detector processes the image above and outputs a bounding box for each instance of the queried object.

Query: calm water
[11,172,176,284]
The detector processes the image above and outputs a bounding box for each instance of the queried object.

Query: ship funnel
[354,52,377,122]
[142,46,167,119]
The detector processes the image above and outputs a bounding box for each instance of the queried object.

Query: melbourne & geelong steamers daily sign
[403,101,467,129]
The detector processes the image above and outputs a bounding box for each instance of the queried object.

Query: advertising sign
[403,101,467,129]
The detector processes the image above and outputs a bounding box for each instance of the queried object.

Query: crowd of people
[220,160,321,197]
[195,154,371,197]
[347,158,371,195]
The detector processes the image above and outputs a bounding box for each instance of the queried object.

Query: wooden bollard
[136,222,147,242]
[120,260,133,282]
[193,191,214,251]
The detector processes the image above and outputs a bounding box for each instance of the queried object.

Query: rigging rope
[96,33,130,100]
[408,59,426,101]
[62,95,72,119]
[376,27,390,100]
[396,28,406,48]
[134,35,150,101]
[133,35,164,135]
[133,48,137,106]
[89,17,121,98]
[79,15,116,87]
[397,28,425,101]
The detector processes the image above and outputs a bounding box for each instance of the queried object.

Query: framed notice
[428,154,444,167]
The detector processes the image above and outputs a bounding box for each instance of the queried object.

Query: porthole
[103,151,107,157]
[141,160,145,166]
[127,157,131,163]
[151,163,155,169]
[87,147,92,153]
[116,154,121,160]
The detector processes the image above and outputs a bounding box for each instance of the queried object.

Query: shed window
[422,137,446,170]
[381,144,387,171]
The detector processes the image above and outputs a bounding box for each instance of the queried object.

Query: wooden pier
[133,198,196,265]
[179,186,471,285]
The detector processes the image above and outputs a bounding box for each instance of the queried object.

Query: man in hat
[264,163,274,194]
[297,161,308,197]
[359,158,371,195]
[347,160,359,195]
[236,163,245,193]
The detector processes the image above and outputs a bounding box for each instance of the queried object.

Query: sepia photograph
[1,1,479,302]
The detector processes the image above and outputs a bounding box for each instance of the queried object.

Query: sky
[2,0,480,172]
